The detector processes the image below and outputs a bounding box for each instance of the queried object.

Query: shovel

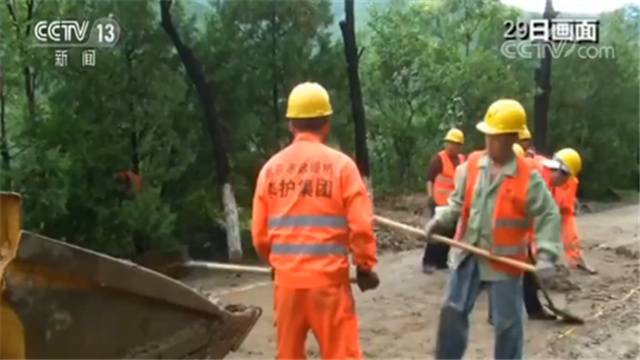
[526,250,584,324]
[373,215,584,324]
[184,260,360,284]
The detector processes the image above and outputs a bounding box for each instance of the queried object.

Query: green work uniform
[435,153,562,281]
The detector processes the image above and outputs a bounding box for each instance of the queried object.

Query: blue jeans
[435,256,524,360]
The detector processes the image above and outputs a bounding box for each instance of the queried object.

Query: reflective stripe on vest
[268,215,347,229]
[434,175,454,185]
[492,244,529,256]
[271,243,348,255]
[494,218,530,230]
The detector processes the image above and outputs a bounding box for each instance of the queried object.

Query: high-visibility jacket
[458,151,532,275]
[551,177,578,215]
[433,151,465,206]
[251,132,377,288]
[550,176,581,265]
[535,158,578,214]
[530,158,581,262]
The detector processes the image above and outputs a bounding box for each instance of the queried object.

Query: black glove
[356,268,380,292]
[270,268,275,281]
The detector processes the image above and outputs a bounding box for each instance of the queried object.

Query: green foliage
[365,0,533,192]
[548,7,640,197]
[0,0,637,258]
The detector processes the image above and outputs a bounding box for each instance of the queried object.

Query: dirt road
[186,203,639,359]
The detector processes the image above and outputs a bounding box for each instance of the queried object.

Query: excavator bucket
[0,192,262,358]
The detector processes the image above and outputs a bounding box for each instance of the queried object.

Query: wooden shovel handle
[373,215,536,272]
[186,261,272,274]
[185,261,359,283]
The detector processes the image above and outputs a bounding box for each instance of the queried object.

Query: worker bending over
[424,99,562,360]
[252,82,379,360]
[422,128,465,274]
[517,146,595,322]
[542,148,596,273]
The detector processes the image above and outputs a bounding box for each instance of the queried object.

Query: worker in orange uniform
[425,99,562,359]
[422,128,465,274]
[514,143,558,320]
[542,148,596,274]
[518,125,537,158]
[251,82,379,360]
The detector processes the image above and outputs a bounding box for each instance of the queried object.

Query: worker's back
[252,82,378,360]
[262,134,350,233]
[254,132,374,288]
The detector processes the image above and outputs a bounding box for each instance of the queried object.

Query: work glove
[423,218,444,242]
[270,268,275,281]
[356,268,380,292]
[534,252,556,282]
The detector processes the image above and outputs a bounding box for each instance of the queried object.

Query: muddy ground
[185,196,639,359]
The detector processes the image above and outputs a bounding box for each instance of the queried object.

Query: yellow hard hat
[444,128,464,144]
[512,143,525,157]
[286,82,333,120]
[476,99,527,135]
[519,126,532,140]
[553,148,582,176]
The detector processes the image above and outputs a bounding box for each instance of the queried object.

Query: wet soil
[183,197,640,359]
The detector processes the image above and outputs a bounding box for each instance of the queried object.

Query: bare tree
[0,64,9,184]
[160,0,242,261]
[339,0,371,191]
[533,0,558,155]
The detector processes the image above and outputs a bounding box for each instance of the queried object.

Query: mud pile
[375,194,429,252]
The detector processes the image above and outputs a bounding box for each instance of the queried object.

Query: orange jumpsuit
[551,177,582,266]
[536,163,582,266]
[252,132,377,359]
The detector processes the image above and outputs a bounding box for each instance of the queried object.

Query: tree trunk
[533,0,557,155]
[125,47,141,175]
[271,0,280,151]
[7,0,37,127]
[160,0,242,261]
[130,124,140,174]
[222,183,242,259]
[339,0,371,195]
[24,66,35,125]
[0,65,10,187]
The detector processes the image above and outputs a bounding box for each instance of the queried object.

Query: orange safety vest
[252,132,377,288]
[433,151,465,206]
[458,151,532,275]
